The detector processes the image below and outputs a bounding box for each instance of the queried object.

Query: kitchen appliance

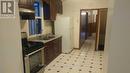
[55,15,73,53]
[24,47,44,73]
[21,32,44,73]
[19,8,35,20]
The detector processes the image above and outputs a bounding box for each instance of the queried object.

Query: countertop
[29,35,62,44]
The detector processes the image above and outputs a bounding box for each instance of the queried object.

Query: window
[29,19,42,35]
[34,1,40,17]
[28,0,42,36]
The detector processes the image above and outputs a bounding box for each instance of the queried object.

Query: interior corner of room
[1,0,130,73]
[19,0,108,72]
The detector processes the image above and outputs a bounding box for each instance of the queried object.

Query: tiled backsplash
[20,20,53,37]
[42,20,53,35]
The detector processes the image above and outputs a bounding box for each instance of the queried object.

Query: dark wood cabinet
[54,37,62,57]
[42,0,50,4]
[44,42,54,65]
[44,37,62,65]
[43,0,63,20]
[43,0,57,20]
[18,0,35,10]
[50,0,57,20]
[19,0,36,19]
[56,0,63,14]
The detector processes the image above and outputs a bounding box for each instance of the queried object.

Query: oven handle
[25,47,45,57]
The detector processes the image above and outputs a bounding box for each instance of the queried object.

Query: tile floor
[43,37,104,73]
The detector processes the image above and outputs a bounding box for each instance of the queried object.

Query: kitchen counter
[29,35,62,44]
[28,35,62,65]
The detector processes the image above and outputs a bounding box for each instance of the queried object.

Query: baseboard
[62,48,74,54]
[62,48,80,54]
[74,48,80,50]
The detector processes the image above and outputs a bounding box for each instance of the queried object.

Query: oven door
[24,48,44,73]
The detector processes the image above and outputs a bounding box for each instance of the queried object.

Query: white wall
[104,0,115,72]
[0,0,24,73]
[63,0,108,48]
[105,0,130,73]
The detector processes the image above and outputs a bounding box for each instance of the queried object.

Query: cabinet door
[43,0,50,4]
[50,0,57,20]
[53,38,59,57]
[57,37,62,55]
[56,0,63,14]
[44,37,62,65]
[44,46,50,65]
[19,0,35,9]
[43,0,57,20]
[58,37,62,54]
[44,42,54,65]
[54,37,62,57]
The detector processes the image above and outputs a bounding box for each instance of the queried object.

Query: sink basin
[38,35,55,40]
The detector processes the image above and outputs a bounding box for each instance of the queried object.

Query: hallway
[44,37,104,73]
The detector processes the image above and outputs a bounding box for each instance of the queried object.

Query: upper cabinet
[42,0,50,4]
[50,0,57,20]
[43,0,57,20]
[18,0,35,10]
[18,0,63,20]
[43,0,63,20]
[18,0,36,20]
[56,0,63,14]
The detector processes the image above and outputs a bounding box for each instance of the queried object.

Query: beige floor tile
[43,37,104,73]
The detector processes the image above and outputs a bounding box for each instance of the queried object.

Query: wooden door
[95,8,108,50]
[98,8,108,50]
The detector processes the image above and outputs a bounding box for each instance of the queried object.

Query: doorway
[79,8,108,51]
[79,10,88,48]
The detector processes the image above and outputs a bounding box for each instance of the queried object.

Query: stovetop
[22,38,44,56]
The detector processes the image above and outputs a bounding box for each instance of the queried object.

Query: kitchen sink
[38,35,55,40]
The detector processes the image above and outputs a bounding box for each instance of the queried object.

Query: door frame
[79,8,107,50]
[96,8,108,51]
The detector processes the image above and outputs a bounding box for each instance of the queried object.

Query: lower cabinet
[44,37,62,65]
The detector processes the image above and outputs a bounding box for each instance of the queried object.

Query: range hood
[19,8,35,20]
